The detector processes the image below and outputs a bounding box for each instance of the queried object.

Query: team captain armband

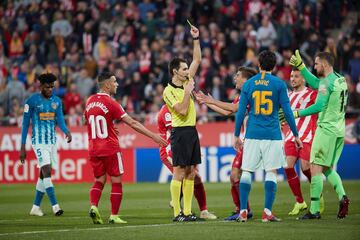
[293,110,299,119]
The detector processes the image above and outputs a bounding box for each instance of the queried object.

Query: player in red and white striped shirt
[157,104,217,220]
[284,69,318,215]
[158,105,173,172]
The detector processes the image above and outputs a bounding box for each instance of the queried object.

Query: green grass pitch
[0,181,359,240]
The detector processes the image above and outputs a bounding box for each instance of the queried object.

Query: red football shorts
[90,152,124,177]
[284,141,311,161]
[232,150,243,169]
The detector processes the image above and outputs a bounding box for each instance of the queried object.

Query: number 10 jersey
[85,93,127,157]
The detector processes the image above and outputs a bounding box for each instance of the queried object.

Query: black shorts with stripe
[170,126,201,167]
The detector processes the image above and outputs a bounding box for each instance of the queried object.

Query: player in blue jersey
[234,51,303,222]
[20,73,72,217]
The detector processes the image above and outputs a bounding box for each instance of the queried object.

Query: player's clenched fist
[190,25,199,38]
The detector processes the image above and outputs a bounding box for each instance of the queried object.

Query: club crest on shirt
[51,102,58,110]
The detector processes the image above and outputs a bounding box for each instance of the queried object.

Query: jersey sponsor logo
[24,104,29,113]
[39,112,55,120]
[51,102,58,110]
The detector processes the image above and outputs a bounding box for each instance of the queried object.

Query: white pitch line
[2,214,357,236]
[0,215,140,223]
[0,216,85,223]
[0,221,213,237]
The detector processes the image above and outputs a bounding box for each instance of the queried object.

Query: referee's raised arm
[188,25,201,79]
[163,22,206,222]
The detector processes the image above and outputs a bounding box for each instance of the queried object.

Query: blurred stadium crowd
[0,0,359,127]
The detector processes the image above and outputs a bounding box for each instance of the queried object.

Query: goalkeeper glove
[289,50,305,70]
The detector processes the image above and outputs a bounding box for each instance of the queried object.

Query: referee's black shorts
[170,126,201,167]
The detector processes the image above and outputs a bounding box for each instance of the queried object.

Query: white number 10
[89,115,108,139]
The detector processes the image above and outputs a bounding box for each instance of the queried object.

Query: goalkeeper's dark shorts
[170,126,201,167]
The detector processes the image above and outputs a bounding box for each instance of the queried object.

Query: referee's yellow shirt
[163,81,196,127]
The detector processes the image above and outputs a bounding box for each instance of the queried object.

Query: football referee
[163,24,201,222]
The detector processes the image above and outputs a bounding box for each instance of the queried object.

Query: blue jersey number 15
[252,90,273,115]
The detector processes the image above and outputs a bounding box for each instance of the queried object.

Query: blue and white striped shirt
[21,93,69,145]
